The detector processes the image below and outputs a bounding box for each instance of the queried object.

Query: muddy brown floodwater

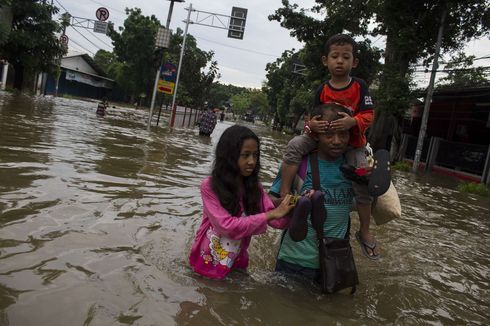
[0,93,489,325]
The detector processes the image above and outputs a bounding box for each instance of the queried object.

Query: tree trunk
[368,32,411,158]
[12,63,24,90]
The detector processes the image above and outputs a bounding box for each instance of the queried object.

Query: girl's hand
[266,194,295,220]
[328,112,357,131]
[309,115,329,134]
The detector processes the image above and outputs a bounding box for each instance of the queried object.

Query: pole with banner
[148,0,184,130]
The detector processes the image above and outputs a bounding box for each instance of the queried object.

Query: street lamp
[148,0,185,130]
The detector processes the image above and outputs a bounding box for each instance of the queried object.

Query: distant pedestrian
[220,111,225,122]
[199,107,217,136]
[96,97,109,116]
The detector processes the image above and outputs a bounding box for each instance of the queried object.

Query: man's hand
[329,112,357,131]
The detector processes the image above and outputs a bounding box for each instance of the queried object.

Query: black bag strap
[309,151,325,240]
[310,151,321,191]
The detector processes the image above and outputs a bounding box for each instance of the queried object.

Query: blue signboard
[160,62,177,82]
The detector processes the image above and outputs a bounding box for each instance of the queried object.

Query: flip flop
[288,196,311,242]
[368,149,391,197]
[309,190,326,231]
[355,231,380,260]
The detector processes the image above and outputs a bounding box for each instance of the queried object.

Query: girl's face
[238,138,259,177]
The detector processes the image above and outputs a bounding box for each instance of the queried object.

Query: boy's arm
[280,163,299,197]
[280,135,317,196]
[353,110,374,135]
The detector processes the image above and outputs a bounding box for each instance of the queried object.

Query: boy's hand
[329,112,357,131]
[309,115,329,134]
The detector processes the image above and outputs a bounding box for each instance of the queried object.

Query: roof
[63,52,107,77]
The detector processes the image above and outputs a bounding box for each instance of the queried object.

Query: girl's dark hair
[211,125,262,216]
[324,33,358,58]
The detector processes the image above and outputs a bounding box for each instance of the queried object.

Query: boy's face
[317,120,350,161]
[321,43,358,78]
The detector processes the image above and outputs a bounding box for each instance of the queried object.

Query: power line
[53,0,68,13]
[87,29,113,49]
[69,38,95,56]
[195,35,281,58]
[87,0,126,15]
[69,25,103,53]
[413,66,490,73]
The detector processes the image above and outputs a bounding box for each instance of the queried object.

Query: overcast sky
[54,0,490,88]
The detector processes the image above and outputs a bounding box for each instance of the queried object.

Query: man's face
[321,43,358,78]
[317,121,350,160]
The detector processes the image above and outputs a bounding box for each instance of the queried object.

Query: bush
[457,182,490,197]
[391,161,411,172]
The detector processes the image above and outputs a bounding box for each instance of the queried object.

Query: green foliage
[263,49,313,129]
[107,8,160,100]
[391,161,411,172]
[437,52,489,88]
[93,50,116,74]
[249,90,269,119]
[0,4,13,45]
[207,82,247,108]
[0,0,65,89]
[166,28,220,108]
[457,182,490,197]
[269,0,490,148]
[230,92,251,116]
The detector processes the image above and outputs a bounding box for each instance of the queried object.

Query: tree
[230,92,251,117]
[0,1,13,46]
[437,52,489,88]
[108,8,161,102]
[207,82,247,109]
[249,90,270,122]
[163,28,220,109]
[263,50,313,130]
[0,0,65,90]
[269,0,490,150]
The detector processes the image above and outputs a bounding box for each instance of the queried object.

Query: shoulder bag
[310,152,359,294]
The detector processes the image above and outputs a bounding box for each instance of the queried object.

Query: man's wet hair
[324,33,358,58]
[311,102,352,122]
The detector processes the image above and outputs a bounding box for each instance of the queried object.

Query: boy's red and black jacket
[313,77,374,148]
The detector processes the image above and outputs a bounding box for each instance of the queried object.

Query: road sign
[95,7,109,21]
[228,7,247,40]
[160,62,177,82]
[93,21,108,34]
[157,80,175,94]
[60,34,69,45]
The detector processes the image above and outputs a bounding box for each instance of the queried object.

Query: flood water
[0,92,489,326]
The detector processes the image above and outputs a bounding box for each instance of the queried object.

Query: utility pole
[147,0,184,130]
[412,8,447,173]
[167,4,248,127]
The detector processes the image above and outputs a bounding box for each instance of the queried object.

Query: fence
[401,134,490,185]
[153,105,200,128]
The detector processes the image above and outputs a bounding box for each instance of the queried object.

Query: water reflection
[0,93,489,325]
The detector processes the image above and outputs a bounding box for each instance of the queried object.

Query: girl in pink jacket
[189,125,294,279]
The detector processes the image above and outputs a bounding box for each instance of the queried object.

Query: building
[44,51,114,99]
[401,85,490,184]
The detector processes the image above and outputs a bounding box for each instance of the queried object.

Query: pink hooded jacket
[189,177,289,279]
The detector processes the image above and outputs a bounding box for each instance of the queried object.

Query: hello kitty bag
[192,227,242,279]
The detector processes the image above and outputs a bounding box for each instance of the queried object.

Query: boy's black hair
[211,125,262,216]
[324,34,358,58]
[311,102,352,121]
